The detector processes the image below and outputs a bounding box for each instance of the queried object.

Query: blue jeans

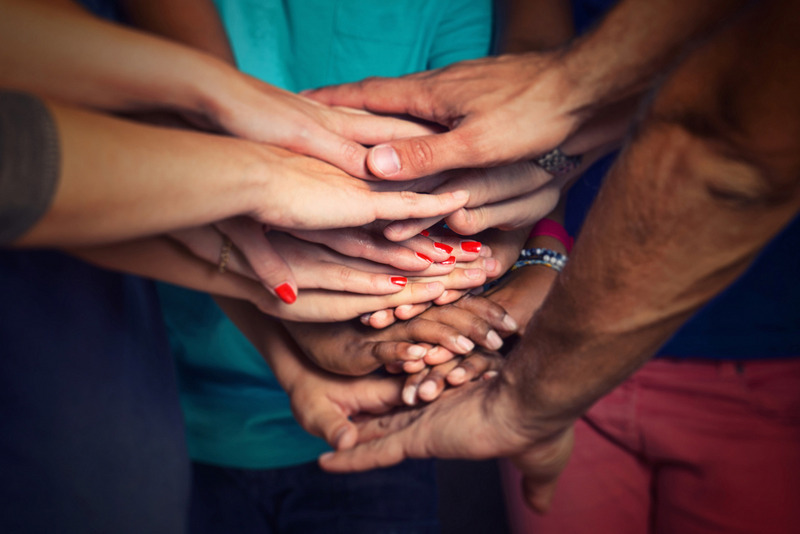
[188,459,439,534]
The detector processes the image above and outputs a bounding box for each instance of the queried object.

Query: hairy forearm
[506,0,800,424]
[561,0,749,112]
[0,0,235,116]
[17,100,264,246]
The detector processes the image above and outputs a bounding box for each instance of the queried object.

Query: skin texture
[306,0,748,180]
[314,0,800,516]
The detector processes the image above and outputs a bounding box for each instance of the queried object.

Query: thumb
[308,406,358,450]
[368,130,479,180]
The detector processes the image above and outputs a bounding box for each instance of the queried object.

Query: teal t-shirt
[160,0,492,469]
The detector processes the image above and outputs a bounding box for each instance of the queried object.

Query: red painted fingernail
[461,241,482,253]
[433,242,454,254]
[420,229,430,237]
[275,283,297,304]
[416,252,433,263]
[440,256,456,265]
[391,276,408,286]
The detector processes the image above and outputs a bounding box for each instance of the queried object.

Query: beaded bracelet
[511,247,568,273]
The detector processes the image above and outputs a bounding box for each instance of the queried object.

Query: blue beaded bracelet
[511,247,568,273]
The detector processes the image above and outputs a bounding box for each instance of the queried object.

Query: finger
[393,302,432,321]
[399,318,477,356]
[369,341,428,366]
[432,289,466,305]
[446,351,500,386]
[329,109,440,146]
[304,76,425,115]
[217,220,298,304]
[303,263,410,295]
[421,346,457,366]
[365,189,470,223]
[366,130,487,180]
[367,309,398,329]
[439,162,555,208]
[310,408,359,451]
[289,228,446,271]
[383,216,444,242]
[270,281,445,322]
[453,294,519,335]
[411,266,487,291]
[417,359,461,402]
[288,124,370,179]
[445,185,562,235]
[319,430,409,473]
[402,367,430,406]
[404,305,502,353]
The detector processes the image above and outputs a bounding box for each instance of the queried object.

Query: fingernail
[486,330,503,350]
[420,229,430,237]
[407,345,427,359]
[461,241,481,253]
[360,313,372,325]
[395,304,414,315]
[440,256,456,266]
[465,268,483,279]
[502,314,519,331]
[418,381,437,399]
[456,335,475,353]
[333,426,349,449]
[483,370,499,380]
[319,451,335,462]
[448,367,466,382]
[451,190,469,201]
[371,145,401,176]
[402,385,418,406]
[275,283,297,304]
[434,243,454,254]
[391,276,408,287]
[416,252,433,264]
[484,258,498,273]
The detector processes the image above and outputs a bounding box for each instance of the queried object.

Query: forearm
[72,237,270,304]
[560,0,748,112]
[505,0,800,424]
[0,0,235,116]
[16,100,264,247]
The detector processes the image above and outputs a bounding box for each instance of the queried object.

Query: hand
[288,222,482,272]
[282,352,407,451]
[318,376,576,514]
[216,76,437,178]
[245,145,470,231]
[383,162,567,239]
[400,349,503,405]
[305,52,587,180]
[170,224,430,303]
[283,293,517,376]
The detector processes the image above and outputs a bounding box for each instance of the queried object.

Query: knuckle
[404,138,436,174]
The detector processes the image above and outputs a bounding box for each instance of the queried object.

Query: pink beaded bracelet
[529,218,574,253]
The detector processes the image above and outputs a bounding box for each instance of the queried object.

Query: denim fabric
[188,459,440,534]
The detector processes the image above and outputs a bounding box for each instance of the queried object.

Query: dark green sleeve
[0,91,60,244]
